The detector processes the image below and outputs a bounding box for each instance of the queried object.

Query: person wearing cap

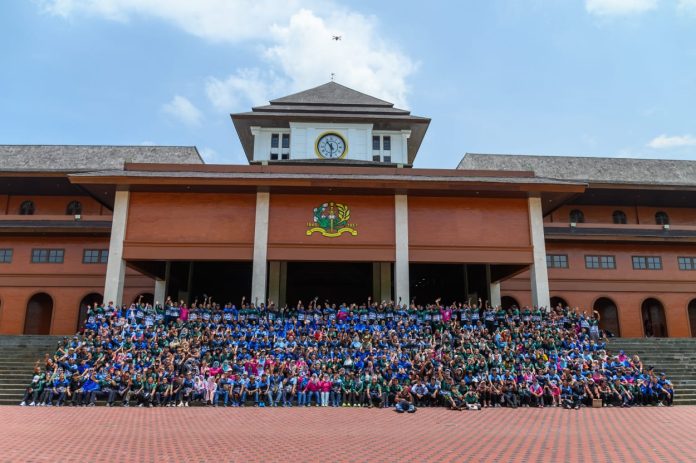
[20,372,45,407]
[394,386,416,413]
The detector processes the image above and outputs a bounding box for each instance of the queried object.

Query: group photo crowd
[20,295,675,412]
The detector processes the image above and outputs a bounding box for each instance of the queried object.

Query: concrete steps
[2,335,696,405]
[609,338,696,405]
[0,335,62,405]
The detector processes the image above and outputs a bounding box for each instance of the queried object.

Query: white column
[251,191,270,306]
[268,261,281,306]
[372,263,380,302]
[490,282,501,308]
[528,196,550,310]
[394,195,410,307]
[154,279,166,307]
[278,261,287,308]
[380,262,392,302]
[104,190,130,305]
[486,264,501,308]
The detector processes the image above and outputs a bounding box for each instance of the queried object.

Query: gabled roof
[232,82,430,165]
[0,145,204,173]
[458,153,696,187]
[269,82,394,107]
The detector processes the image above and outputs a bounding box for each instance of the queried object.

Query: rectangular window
[83,249,108,264]
[383,136,391,151]
[546,254,568,268]
[373,154,380,162]
[270,153,278,160]
[372,135,380,151]
[632,256,662,270]
[281,133,290,149]
[0,249,12,263]
[32,248,64,264]
[678,256,696,270]
[585,255,616,269]
[270,133,279,148]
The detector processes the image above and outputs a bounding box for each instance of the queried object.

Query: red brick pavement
[0,406,695,463]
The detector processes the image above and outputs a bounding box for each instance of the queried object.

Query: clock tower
[231,82,430,167]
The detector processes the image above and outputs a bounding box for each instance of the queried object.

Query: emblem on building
[307,202,358,237]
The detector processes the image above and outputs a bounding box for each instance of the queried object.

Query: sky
[1,0,696,168]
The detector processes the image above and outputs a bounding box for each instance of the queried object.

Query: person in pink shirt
[179,304,188,322]
[440,304,452,324]
[529,379,544,408]
[208,362,222,377]
[304,374,320,407]
[320,374,332,407]
[547,380,561,407]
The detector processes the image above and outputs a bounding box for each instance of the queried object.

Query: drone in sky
[332,35,342,41]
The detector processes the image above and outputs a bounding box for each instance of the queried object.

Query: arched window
[655,211,669,225]
[66,200,82,215]
[19,200,35,215]
[569,209,584,224]
[612,210,627,224]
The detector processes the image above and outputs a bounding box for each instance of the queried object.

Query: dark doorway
[77,293,103,331]
[285,262,373,307]
[409,264,486,307]
[550,297,569,309]
[641,298,668,337]
[593,297,620,337]
[133,293,154,305]
[24,293,53,335]
[188,261,253,306]
[688,299,696,337]
[501,296,520,310]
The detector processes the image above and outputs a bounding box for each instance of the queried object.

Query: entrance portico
[74,82,584,310]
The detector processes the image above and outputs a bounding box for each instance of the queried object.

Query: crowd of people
[20,294,675,411]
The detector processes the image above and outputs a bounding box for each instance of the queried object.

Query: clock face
[316,133,347,159]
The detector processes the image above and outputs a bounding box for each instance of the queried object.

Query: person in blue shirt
[80,371,101,406]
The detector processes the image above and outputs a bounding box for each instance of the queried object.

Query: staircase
[608,338,696,405]
[1,335,694,406]
[0,335,62,405]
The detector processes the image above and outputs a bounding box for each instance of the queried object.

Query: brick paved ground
[0,406,695,462]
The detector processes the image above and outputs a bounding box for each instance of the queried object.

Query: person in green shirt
[366,377,383,408]
[464,388,481,410]
[384,378,402,408]
[20,372,45,406]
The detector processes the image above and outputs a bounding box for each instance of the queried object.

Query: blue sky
[1,0,696,168]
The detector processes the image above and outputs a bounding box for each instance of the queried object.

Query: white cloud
[38,0,313,42]
[162,95,203,126]
[39,1,415,110]
[585,0,658,16]
[647,134,696,149]
[677,0,696,13]
[206,69,286,110]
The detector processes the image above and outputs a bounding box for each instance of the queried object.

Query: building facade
[1,83,695,337]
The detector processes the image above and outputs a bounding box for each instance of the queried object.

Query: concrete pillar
[372,263,380,302]
[279,261,287,308]
[490,282,501,308]
[380,262,392,302]
[154,279,166,306]
[104,189,129,305]
[486,264,501,307]
[394,195,410,307]
[251,191,270,306]
[268,261,281,306]
[528,196,550,310]
[372,262,393,303]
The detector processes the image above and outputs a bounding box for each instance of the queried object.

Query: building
[1,82,695,337]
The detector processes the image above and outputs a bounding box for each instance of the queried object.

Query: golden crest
[306,201,358,237]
